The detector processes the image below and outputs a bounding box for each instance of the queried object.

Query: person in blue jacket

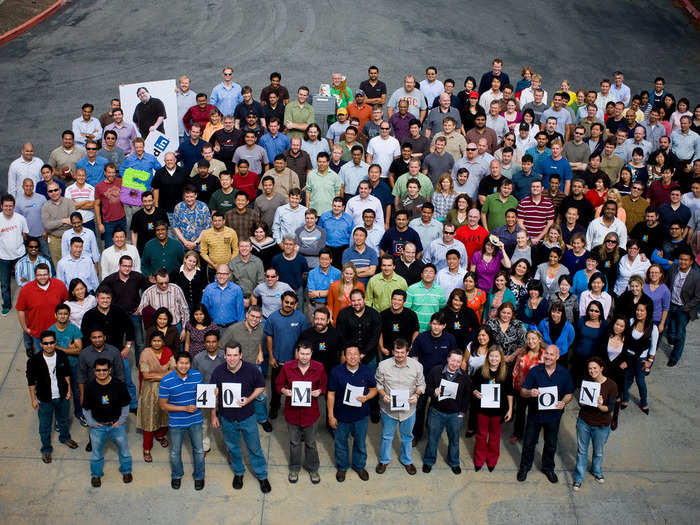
[538,302,575,368]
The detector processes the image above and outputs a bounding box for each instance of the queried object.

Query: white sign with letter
[579,381,601,407]
[390,389,409,411]
[438,379,459,401]
[343,384,364,407]
[221,382,242,408]
[291,381,312,407]
[195,383,216,408]
[480,383,501,408]
[538,386,559,410]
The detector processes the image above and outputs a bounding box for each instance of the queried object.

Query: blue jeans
[38,398,71,453]
[89,424,132,477]
[423,407,462,467]
[379,411,415,465]
[221,414,268,479]
[254,392,269,423]
[103,217,127,248]
[123,357,138,409]
[334,417,369,471]
[573,418,610,483]
[128,314,145,362]
[169,423,205,480]
[68,362,84,418]
[667,304,690,362]
[0,257,18,310]
[623,357,648,406]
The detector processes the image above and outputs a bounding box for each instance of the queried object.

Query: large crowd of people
[8,60,700,493]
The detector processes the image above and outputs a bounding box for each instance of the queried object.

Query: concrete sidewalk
[0,299,699,524]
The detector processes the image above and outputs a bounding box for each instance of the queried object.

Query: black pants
[512,396,529,439]
[329,245,348,270]
[412,393,430,441]
[467,394,479,432]
[519,415,561,473]
[270,364,283,411]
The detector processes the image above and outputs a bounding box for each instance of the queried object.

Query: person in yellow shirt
[199,211,238,281]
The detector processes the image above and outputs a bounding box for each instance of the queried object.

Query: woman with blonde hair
[202,108,223,142]
[432,173,457,220]
[471,345,513,471]
[510,329,544,442]
[327,262,364,324]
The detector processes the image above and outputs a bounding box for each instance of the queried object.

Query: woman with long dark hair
[573,300,608,385]
[623,302,657,414]
[440,288,480,351]
[516,279,549,328]
[600,315,628,430]
[538,302,575,368]
[464,325,495,437]
[551,274,579,322]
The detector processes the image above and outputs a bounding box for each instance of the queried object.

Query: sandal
[143,450,152,463]
[157,437,169,448]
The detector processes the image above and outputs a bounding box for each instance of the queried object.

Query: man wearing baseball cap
[327,108,351,147]
[347,90,372,130]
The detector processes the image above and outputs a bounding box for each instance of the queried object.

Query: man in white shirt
[0,194,29,315]
[486,101,509,141]
[586,200,627,250]
[366,122,401,180]
[101,227,141,278]
[435,249,467,298]
[346,180,384,227]
[595,79,616,115]
[519,74,548,107]
[610,71,631,106]
[8,143,43,199]
[64,168,97,232]
[71,103,103,148]
[61,212,100,275]
[422,223,468,273]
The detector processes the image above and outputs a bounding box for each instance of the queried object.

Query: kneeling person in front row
[82,358,132,487]
[211,343,271,493]
[327,345,377,482]
[159,352,206,490]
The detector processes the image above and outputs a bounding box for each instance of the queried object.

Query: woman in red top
[585,174,610,208]
[463,271,487,323]
[510,329,544,442]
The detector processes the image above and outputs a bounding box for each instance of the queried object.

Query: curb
[0,0,70,47]
[679,0,700,21]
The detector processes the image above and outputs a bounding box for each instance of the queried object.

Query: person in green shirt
[283,86,314,139]
[208,170,237,215]
[365,255,408,312]
[405,263,446,331]
[306,152,343,215]
[481,178,519,231]
[392,159,434,204]
[141,222,185,280]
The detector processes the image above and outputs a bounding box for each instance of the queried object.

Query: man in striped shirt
[159,352,205,490]
[136,268,190,341]
[516,179,555,244]
[405,264,446,332]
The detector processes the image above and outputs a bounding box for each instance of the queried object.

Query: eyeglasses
[48,189,60,193]
[86,147,98,150]
[27,245,40,249]
[216,272,230,275]
[574,132,584,135]
[380,127,391,130]
[223,72,232,76]
[40,341,56,345]
[605,239,618,244]
[443,231,455,235]
[95,368,109,373]
[466,148,477,151]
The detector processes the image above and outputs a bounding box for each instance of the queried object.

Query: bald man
[8,143,43,199]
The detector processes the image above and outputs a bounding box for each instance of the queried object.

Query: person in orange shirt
[347,91,373,131]
[327,262,365,324]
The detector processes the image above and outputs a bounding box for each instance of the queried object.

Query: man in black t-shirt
[359,66,387,106]
[130,190,169,253]
[300,307,343,376]
[379,290,420,360]
[133,87,166,138]
[211,116,243,171]
[191,160,221,204]
[82,357,132,487]
[630,207,666,258]
[151,152,187,214]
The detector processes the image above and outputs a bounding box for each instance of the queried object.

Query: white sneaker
[572,481,581,491]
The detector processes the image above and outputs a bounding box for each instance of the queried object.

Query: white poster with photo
[118,79,179,147]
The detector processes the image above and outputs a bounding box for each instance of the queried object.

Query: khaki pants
[48,235,63,269]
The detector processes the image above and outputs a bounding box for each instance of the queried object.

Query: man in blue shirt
[306,249,341,311]
[258,118,290,164]
[271,235,309,308]
[209,67,243,117]
[342,227,378,286]
[159,352,205,490]
[176,123,206,174]
[327,345,378,482]
[76,141,108,186]
[318,198,354,265]
[409,312,456,444]
[264,291,310,419]
[540,140,573,194]
[210,343,271,493]
[56,237,99,292]
[201,264,245,328]
[517,345,574,483]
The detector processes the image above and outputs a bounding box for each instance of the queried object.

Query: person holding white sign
[374,338,426,476]
[422,349,470,474]
[471,346,513,472]
[275,341,327,484]
[327,345,377,482]
[192,331,225,454]
[516,345,573,484]
[158,352,205,491]
[572,357,617,491]
[210,343,271,494]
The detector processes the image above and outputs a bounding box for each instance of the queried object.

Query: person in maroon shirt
[646,165,679,209]
[182,93,216,134]
[16,263,68,355]
[275,341,327,484]
[233,160,259,202]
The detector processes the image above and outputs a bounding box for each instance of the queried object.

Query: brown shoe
[91,477,101,487]
[63,439,78,449]
[41,452,52,464]
[375,462,387,474]
[123,473,133,483]
[353,468,369,481]
[403,463,417,475]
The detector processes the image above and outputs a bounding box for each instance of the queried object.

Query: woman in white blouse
[614,239,650,296]
[579,272,613,319]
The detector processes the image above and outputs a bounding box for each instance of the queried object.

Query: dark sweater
[26,350,71,402]
[426,364,470,414]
